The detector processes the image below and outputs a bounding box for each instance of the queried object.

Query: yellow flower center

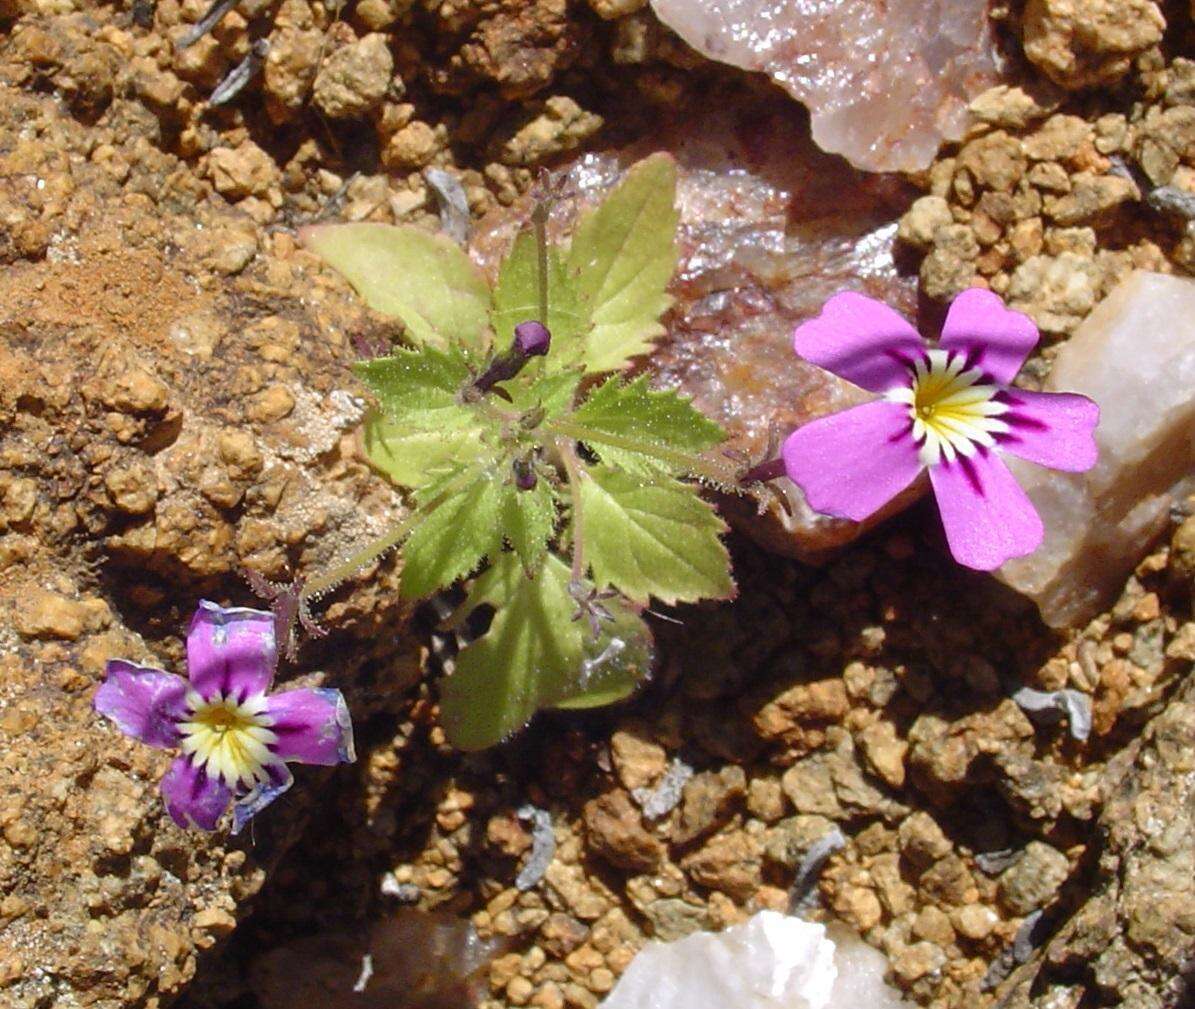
[887,349,1010,466]
[178,691,278,790]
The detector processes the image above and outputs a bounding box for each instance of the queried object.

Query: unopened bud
[513,457,538,491]
[514,320,551,357]
[473,322,553,395]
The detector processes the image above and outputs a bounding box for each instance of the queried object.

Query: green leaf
[302,222,491,351]
[354,344,475,428]
[360,409,486,490]
[500,475,557,574]
[553,603,654,710]
[400,467,505,599]
[505,368,582,418]
[492,228,586,367]
[439,553,653,750]
[566,153,679,373]
[578,465,733,605]
[569,375,724,476]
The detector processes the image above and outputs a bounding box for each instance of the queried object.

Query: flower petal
[160,755,232,831]
[929,451,1044,571]
[94,661,188,749]
[792,291,925,393]
[997,389,1100,472]
[782,400,924,522]
[265,688,357,765]
[938,288,1039,384]
[186,600,278,701]
[232,761,294,835]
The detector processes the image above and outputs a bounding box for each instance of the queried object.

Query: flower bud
[473,322,553,395]
[513,457,538,491]
[514,320,551,357]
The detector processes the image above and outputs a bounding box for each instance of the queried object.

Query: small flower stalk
[472,320,552,395]
[781,289,1099,570]
[94,601,355,832]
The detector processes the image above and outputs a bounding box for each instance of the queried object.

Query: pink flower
[782,289,1099,570]
[94,601,355,832]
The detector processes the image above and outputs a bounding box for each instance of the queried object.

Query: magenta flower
[94,601,355,832]
[782,289,1099,570]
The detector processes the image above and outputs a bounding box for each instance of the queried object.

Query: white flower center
[178,691,278,790]
[886,349,1010,466]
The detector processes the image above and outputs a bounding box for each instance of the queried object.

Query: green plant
[296,154,742,749]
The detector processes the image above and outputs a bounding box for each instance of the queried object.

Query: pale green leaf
[492,228,586,367]
[439,554,652,749]
[360,409,486,490]
[566,153,679,373]
[302,222,491,351]
[505,368,582,418]
[553,604,654,710]
[568,375,724,476]
[355,344,474,428]
[500,475,557,574]
[400,468,505,599]
[579,465,733,605]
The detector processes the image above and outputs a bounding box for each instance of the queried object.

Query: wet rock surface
[469,102,920,560]
[649,0,1001,172]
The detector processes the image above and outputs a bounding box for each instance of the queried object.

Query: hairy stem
[545,418,744,490]
[299,512,419,601]
[299,468,478,601]
[467,392,523,426]
[532,200,550,325]
[740,456,787,485]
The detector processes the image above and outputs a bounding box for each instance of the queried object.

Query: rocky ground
[0,1,1193,1009]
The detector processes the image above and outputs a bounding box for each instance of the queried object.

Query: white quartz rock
[999,271,1195,627]
[599,912,907,1009]
[649,0,1000,172]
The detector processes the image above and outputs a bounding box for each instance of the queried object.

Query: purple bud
[513,458,538,491]
[514,321,551,357]
[473,322,552,395]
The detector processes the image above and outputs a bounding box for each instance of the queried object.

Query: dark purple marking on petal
[160,755,232,831]
[929,450,1044,571]
[782,400,925,523]
[886,345,923,372]
[938,288,1039,386]
[186,600,277,701]
[954,344,983,374]
[792,291,926,393]
[993,389,1099,473]
[232,761,294,835]
[956,450,986,498]
[94,661,189,749]
[265,687,357,766]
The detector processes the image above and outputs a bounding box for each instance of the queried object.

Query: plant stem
[532,199,550,325]
[740,456,787,485]
[468,393,522,427]
[299,511,419,601]
[557,437,587,583]
[545,418,744,489]
[299,467,478,601]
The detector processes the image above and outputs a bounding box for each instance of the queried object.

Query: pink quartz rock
[649,0,1002,173]
[998,272,1195,627]
[470,102,921,560]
